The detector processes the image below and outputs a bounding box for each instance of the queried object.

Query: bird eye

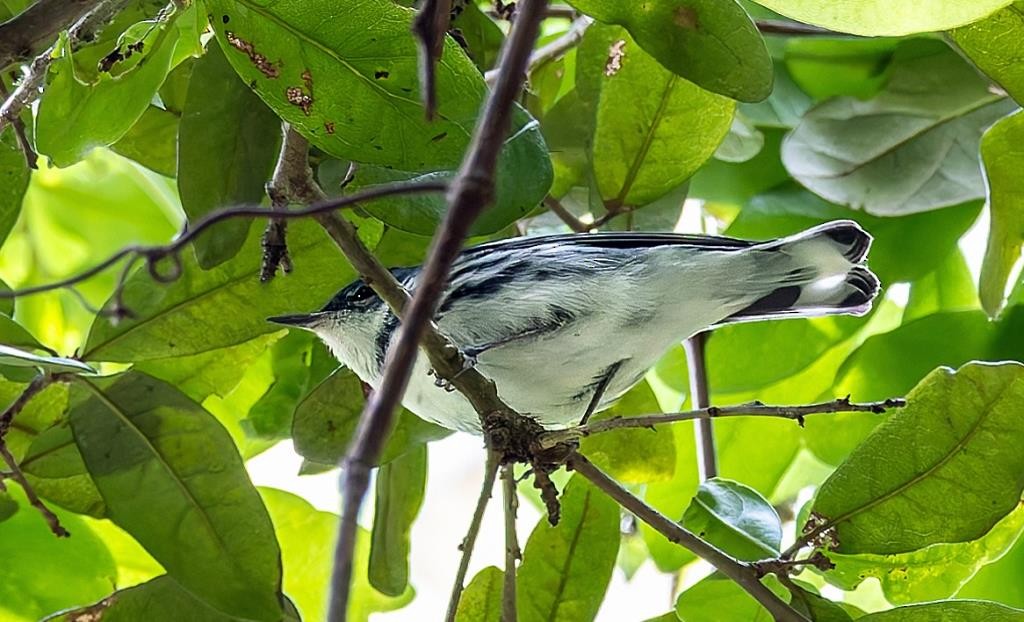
[348,285,375,304]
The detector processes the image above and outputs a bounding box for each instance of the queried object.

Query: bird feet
[426,348,479,392]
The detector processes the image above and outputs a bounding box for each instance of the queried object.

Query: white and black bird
[269,220,879,433]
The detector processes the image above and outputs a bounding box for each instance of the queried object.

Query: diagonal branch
[685,331,717,480]
[445,450,500,622]
[327,1,550,618]
[537,397,906,448]
[0,0,102,70]
[568,452,807,622]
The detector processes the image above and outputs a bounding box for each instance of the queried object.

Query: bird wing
[461,231,756,256]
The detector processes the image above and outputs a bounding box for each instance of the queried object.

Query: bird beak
[267,313,322,328]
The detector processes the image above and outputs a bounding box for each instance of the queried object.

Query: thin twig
[327,2,548,618]
[412,0,452,119]
[0,0,102,70]
[445,450,501,622]
[752,551,834,577]
[568,453,807,622]
[0,81,37,167]
[0,181,447,302]
[501,463,520,622]
[537,397,906,449]
[484,15,592,85]
[0,374,51,439]
[684,331,717,480]
[543,195,589,233]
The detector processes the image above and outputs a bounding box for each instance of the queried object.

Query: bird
[268,220,879,434]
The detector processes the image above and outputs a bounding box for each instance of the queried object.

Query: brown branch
[568,453,807,622]
[538,397,906,449]
[484,14,592,85]
[327,2,548,618]
[752,551,834,577]
[543,195,589,233]
[0,0,102,70]
[412,0,452,120]
[501,463,520,622]
[445,450,500,622]
[0,82,37,168]
[685,331,717,480]
[0,373,67,537]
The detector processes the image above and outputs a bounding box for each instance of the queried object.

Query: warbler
[269,221,879,433]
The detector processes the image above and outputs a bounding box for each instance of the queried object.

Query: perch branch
[568,452,807,622]
[445,450,501,622]
[537,397,906,449]
[484,14,592,85]
[501,463,520,622]
[685,331,717,480]
[543,195,589,233]
[412,0,452,119]
[327,1,548,618]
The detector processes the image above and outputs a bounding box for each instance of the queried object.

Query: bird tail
[723,220,880,324]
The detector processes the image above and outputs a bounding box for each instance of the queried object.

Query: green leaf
[69,373,283,620]
[739,64,812,129]
[0,314,46,351]
[35,21,179,168]
[451,2,504,71]
[0,344,95,374]
[688,128,789,207]
[259,487,413,622]
[517,476,620,622]
[292,366,450,466]
[583,24,734,208]
[21,424,106,517]
[353,109,554,236]
[0,489,15,523]
[83,217,382,362]
[727,184,982,284]
[0,483,118,621]
[641,423,699,571]
[0,278,13,317]
[455,566,503,622]
[566,0,773,102]
[858,601,1024,621]
[244,331,317,439]
[581,380,676,483]
[749,0,1015,35]
[715,114,765,163]
[110,105,179,177]
[682,478,782,560]
[959,519,1024,608]
[950,2,1024,104]
[823,503,1024,604]
[675,573,787,622]
[786,582,854,622]
[904,250,979,323]
[979,110,1024,318]
[178,41,282,268]
[809,362,1024,555]
[206,0,477,171]
[0,131,29,247]
[784,37,898,101]
[369,444,426,597]
[783,40,1015,215]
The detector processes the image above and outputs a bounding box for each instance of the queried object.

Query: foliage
[1,0,1023,621]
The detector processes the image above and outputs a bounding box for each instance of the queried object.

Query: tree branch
[684,331,717,480]
[568,452,807,622]
[543,195,589,233]
[501,463,520,622]
[445,450,500,622]
[484,14,592,85]
[537,397,906,449]
[327,2,548,617]
[412,0,452,120]
[0,0,102,70]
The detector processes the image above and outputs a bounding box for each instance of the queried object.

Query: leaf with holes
[566,0,772,102]
[69,373,283,620]
[807,361,1024,554]
[517,476,619,622]
[581,24,733,209]
[782,40,1015,216]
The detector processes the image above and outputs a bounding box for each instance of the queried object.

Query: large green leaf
[749,0,1014,35]
[244,331,317,439]
[904,250,979,323]
[35,20,179,168]
[21,425,106,518]
[688,128,789,207]
[178,41,281,268]
[517,476,619,622]
[784,37,898,101]
[582,25,733,208]
[823,504,1024,604]
[809,362,1024,555]
[69,373,283,620]
[110,105,180,177]
[728,184,981,284]
[950,2,1024,104]
[682,478,782,560]
[292,366,450,466]
[369,445,426,597]
[0,131,29,247]
[352,109,553,236]
[455,566,503,622]
[858,601,1024,621]
[83,218,381,362]
[581,380,675,483]
[675,573,788,622]
[783,40,1015,216]
[259,487,413,622]
[0,484,118,621]
[979,111,1024,318]
[566,0,772,102]
[959,523,1024,608]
